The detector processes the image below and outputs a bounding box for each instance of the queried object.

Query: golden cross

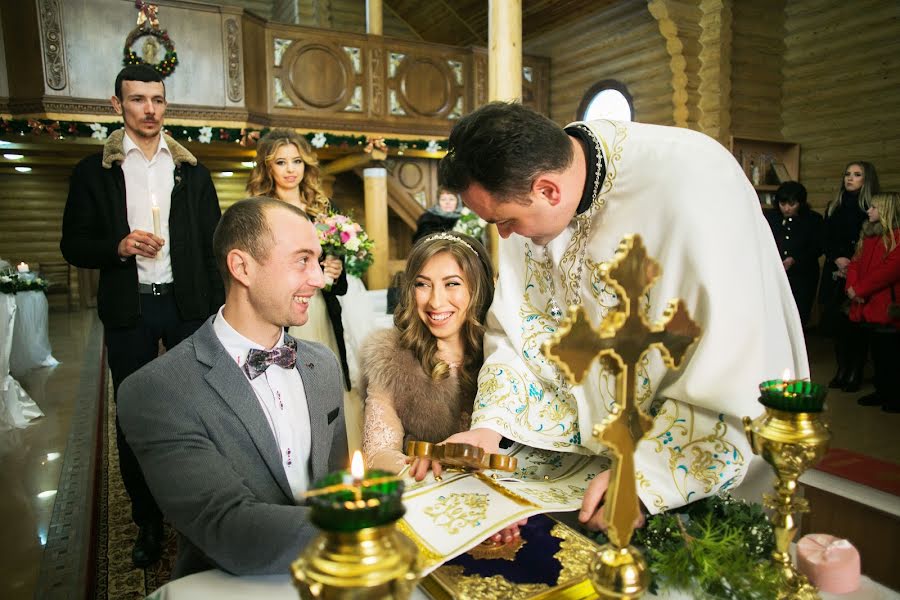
[542,234,700,548]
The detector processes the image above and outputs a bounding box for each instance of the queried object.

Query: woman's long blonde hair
[246,129,330,217]
[393,234,494,393]
[858,192,900,255]
[827,160,880,216]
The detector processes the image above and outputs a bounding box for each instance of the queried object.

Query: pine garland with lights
[0,117,448,153]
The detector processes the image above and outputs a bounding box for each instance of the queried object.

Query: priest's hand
[429,428,503,478]
[578,471,646,532]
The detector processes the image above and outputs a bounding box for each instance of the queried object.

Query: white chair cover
[9,290,58,376]
[0,293,44,430]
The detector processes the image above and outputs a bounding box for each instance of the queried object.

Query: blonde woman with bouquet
[246,129,353,391]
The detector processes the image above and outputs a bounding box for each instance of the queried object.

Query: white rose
[344,237,361,252]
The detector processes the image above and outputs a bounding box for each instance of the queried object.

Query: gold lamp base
[588,543,649,599]
[292,524,421,599]
[744,406,830,600]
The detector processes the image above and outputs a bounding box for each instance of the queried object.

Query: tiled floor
[0,310,897,599]
[1,309,101,600]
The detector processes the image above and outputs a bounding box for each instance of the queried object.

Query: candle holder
[292,469,422,599]
[743,379,830,600]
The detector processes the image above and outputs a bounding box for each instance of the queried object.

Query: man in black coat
[60,65,224,567]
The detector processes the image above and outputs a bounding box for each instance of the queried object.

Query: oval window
[578,81,634,122]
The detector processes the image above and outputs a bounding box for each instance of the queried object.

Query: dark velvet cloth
[444,514,563,586]
[766,209,824,325]
[413,210,459,244]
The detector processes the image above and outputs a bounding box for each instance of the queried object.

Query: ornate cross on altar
[543,234,700,597]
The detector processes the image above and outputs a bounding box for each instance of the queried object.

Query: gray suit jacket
[118,316,348,578]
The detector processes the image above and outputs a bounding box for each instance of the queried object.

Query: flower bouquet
[314,211,375,282]
[452,207,487,242]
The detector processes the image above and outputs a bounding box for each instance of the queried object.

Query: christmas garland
[0,274,50,295]
[589,493,781,599]
[0,117,448,153]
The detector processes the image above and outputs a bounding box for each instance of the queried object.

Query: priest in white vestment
[437,102,808,526]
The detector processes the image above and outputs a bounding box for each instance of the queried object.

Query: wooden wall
[0,173,79,309]
[525,0,674,126]
[730,0,786,140]
[782,0,900,210]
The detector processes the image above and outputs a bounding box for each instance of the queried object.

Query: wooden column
[366,0,383,35]
[363,167,389,289]
[487,0,522,268]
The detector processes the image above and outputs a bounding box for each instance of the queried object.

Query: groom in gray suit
[118,197,348,578]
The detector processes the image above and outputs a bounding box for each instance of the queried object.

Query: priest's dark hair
[115,65,165,100]
[439,102,573,204]
[774,181,809,212]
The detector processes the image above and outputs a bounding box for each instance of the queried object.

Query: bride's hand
[487,519,528,544]
[409,456,439,482]
[322,255,342,279]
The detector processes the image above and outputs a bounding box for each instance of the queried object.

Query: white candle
[151,194,161,238]
[16,262,29,273]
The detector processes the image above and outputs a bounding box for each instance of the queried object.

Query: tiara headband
[424,232,476,254]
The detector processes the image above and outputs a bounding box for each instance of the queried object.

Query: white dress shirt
[122,132,175,284]
[213,307,312,501]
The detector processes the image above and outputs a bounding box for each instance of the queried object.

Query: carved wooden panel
[260,22,549,134]
[224,17,245,103]
[274,37,364,113]
[38,0,68,91]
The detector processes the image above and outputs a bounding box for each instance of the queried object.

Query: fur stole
[359,328,473,444]
[101,128,197,169]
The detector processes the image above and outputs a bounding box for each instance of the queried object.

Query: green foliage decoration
[590,493,782,599]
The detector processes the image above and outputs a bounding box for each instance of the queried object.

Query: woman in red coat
[846,192,900,412]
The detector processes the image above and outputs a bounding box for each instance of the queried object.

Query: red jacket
[846,228,900,328]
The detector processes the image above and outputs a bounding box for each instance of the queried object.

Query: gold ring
[134,241,140,248]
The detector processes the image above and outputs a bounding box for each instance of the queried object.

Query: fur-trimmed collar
[359,328,473,444]
[101,127,197,169]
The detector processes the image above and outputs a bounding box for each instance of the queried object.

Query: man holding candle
[60,65,224,568]
[117,198,348,578]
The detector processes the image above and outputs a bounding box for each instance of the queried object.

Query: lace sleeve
[362,387,408,473]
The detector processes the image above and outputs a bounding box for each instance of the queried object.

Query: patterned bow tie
[243,338,298,380]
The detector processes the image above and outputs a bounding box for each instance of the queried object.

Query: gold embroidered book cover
[419,513,598,600]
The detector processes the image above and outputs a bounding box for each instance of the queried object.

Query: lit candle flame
[782,368,793,381]
[350,450,365,483]
[151,193,158,207]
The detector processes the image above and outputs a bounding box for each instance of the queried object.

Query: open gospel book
[396,443,610,575]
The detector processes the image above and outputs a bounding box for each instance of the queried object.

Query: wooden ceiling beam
[322,149,387,175]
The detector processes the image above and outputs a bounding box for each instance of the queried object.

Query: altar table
[150,560,898,599]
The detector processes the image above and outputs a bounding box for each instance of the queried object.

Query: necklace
[544,123,605,324]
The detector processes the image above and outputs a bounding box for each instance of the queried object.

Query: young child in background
[846,192,900,413]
